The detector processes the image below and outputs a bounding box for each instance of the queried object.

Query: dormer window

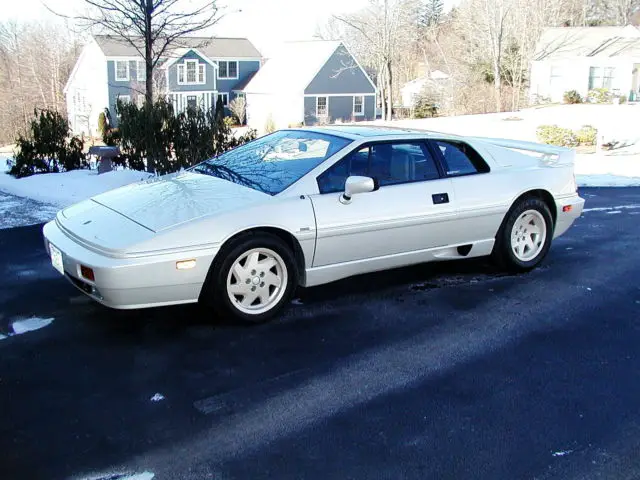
[177,59,206,85]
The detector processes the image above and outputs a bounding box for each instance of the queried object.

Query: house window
[217,92,229,107]
[218,61,238,79]
[603,67,615,89]
[115,60,129,81]
[186,60,197,83]
[353,95,364,116]
[178,60,206,85]
[118,95,131,104]
[316,96,328,117]
[589,66,615,90]
[137,94,145,107]
[137,60,146,82]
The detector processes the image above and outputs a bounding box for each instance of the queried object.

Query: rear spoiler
[468,137,576,166]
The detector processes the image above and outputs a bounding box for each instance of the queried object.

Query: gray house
[64,35,262,135]
[243,41,377,131]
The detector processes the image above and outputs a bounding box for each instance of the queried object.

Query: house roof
[534,25,640,61]
[243,40,343,94]
[231,71,257,91]
[93,35,261,59]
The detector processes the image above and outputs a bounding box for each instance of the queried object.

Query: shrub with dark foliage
[563,90,582,104]
[10,109,87,178]
[110,97,257,174]
[413,90,439,119]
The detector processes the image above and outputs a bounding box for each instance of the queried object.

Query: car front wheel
[208,233,298,323]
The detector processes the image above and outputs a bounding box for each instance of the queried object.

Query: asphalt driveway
[1,187,639,480]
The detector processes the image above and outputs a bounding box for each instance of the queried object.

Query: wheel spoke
[228,283,249,295]
[525,236,535,252]
[259,257,277,271]
[264,272,282,288]
[528,224,541,236]
[240,291,259,307]
[249,251,262,271]
[232,262,246,281]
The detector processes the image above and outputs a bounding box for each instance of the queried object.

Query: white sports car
[43,126,584,322]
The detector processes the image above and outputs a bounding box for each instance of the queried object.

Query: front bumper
[553,194,585,238]
[43,220,219,309]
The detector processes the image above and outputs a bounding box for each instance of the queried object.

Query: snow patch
[81,472,155,480]
[552,450,573,457]
[291,298,304,305]
[606,210,622,214]
[583,204,640,213]
[1,317,54,339]
[150,393,165,402]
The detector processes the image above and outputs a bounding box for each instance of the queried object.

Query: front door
[186,95,197,110]
[310,141,456,267]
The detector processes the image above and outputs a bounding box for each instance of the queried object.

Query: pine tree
[420,0,444,28]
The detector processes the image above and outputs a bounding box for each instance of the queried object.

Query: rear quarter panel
[450,141,577,243]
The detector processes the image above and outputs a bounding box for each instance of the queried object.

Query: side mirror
[341,176,378,204]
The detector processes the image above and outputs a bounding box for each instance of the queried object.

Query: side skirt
[303,239,495,287]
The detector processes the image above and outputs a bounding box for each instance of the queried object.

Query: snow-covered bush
[10,109,87,178]
[587,88,612,104]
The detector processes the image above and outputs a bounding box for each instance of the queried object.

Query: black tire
[204,232,298,324]
[492,197,554,272]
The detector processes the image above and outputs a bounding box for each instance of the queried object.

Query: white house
[400,70,450,108]
[244,40,377,131]
[530,25,640,103]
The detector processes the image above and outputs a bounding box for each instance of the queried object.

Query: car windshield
[191,130,353,195]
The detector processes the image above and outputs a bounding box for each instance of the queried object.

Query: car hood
[90,172,271,232]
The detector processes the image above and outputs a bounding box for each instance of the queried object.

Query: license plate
[49,243,64,276]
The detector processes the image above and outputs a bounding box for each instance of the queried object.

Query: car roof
[293,124,460,141]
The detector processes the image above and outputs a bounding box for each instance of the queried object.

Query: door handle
[432,193,449,204]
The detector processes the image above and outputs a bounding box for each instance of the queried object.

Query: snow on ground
[0,190,60,229]
[0,160,152,208]
[575,153,640,187]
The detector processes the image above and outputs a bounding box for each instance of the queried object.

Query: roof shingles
[93,35,261,59]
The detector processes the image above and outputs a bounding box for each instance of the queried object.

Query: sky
[4,0,458,57]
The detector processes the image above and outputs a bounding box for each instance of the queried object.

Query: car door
[310,140,457,267]
[429,139,507,245]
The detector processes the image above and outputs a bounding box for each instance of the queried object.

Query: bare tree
[0,20,78,144]
[55,0,223,106]
[334,0,417,120]
[603,0,640,24]
[229,97,246,125]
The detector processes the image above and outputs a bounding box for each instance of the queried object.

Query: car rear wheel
[492,197,553,272]
[208,233,298,323]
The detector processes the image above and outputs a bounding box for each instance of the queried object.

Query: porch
[167,91,229,114]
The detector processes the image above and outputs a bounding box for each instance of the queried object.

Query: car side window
[434,140,489,176]
[317,142,440,194]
